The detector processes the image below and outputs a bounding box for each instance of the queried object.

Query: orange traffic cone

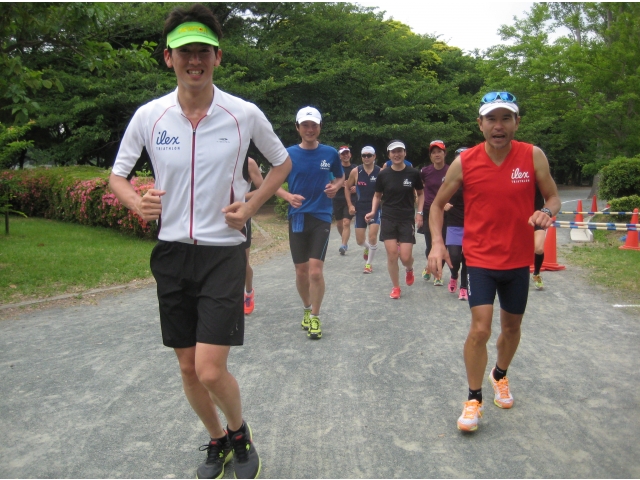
[620,208,640,251]
[575,200,584,223]
[540,217,566,271]
[591,195,598,214]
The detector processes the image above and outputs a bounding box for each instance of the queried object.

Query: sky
[354,1,537,53]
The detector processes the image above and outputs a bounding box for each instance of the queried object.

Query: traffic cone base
[619,208,640,251]
[529,216,566,272]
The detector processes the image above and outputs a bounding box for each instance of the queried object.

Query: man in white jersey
[109,5,291,479]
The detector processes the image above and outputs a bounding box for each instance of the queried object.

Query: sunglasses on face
[362,154,374,158]
[481,91,516,104]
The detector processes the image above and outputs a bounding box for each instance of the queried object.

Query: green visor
[167,22,219,48]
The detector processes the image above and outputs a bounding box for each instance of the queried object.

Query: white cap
[479,101,519,116]
[338,146,350,154]
[361,146,375,154]
[296,106,322,124]
[387,141,406,151]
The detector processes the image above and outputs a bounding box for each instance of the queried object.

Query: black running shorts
[240,219,252,250]
[288,214,331,264]
[332,198,354,221]
[379,217,416,244]
[467,266,530,315]
[150,241,246,348]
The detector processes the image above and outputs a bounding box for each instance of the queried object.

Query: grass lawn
[564,215,640,301]
[0,217,155,304]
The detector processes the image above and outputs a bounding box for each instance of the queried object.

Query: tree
[480,2,640,184]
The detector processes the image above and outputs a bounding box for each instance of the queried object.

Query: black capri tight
[447,245,467,288]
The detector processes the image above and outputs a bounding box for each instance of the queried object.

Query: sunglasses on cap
[361,154,374,158]
[430,140,445,146]
[455,147,468,154]
[481,92,516,104]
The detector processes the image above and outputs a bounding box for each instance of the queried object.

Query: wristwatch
[417,211,424,216]
[540,207,553,217]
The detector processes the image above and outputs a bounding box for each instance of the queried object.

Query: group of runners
[108,4,561,478]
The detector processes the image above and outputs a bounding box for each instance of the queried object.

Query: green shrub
[0,167,158,239]
[598,156,640,200]
[274,182,289,220]
[608,195,640,223]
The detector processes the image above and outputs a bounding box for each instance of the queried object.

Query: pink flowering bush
[0,167,158,239]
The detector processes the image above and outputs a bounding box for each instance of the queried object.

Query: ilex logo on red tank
[511,168,530,184]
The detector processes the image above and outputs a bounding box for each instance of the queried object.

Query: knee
[196,364,226,390]
[467,326,491,346]
[178,359,199,384]
[309,268,324,283]
[501,322,521,339]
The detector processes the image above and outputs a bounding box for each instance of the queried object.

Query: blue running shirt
[286,144,343,223]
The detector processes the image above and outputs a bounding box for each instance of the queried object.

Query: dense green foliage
[1,2,638,183]
[0,167,157,238]
[607,195,640,222]
[598,156,640,200]
[481,2,640,184]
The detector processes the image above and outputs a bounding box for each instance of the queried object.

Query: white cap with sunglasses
[479,91,519,116]
[361,146,375,155]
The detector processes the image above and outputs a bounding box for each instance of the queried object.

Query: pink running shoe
[458,288,468,301]
[448,278,457,293]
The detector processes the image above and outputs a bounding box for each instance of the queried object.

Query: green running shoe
[532,274,544,290]
[422,268,431,281]
[308,316,322,339]
[301,309,311,330]
[433,278,444,286]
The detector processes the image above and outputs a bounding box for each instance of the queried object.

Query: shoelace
[199,440,226,464]
[310,318,320,331]
[244,296,252,307]
[231,432,250,462]
[495,377,511,398]
[462,401,481,419]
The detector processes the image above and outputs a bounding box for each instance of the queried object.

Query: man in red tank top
[427,92,561,433]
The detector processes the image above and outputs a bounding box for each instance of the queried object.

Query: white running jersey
[113,87,288,246]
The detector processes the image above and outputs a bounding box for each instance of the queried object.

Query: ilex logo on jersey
[320,160,331,170]
[511,168,530,184]
[403,178,412,187]
[155,130,181,151]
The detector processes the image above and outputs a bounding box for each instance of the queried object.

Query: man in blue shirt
[276,107,344,339]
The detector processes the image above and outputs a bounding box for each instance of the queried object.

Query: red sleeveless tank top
[461,140,535,269]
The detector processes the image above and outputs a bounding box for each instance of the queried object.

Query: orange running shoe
[457,400,484,432]
[244,289,255,315]
[405,269,415,286]
[488,368,514,409]
[389,286,401,299]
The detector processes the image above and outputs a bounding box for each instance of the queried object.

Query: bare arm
[223,157,292,230]
[109,173,165,221]
[345,168,358,214]
[244,157,264,201]
[427,157,463,277]
[529,147,561,228]
[415,189,424,229]
[324,175,345,198]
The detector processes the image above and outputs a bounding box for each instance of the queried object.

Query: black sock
[493,365,507,381]
[468,388,482,403]
[227,421,246,436]
[212,433,228,443]
[534,253,544,275]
